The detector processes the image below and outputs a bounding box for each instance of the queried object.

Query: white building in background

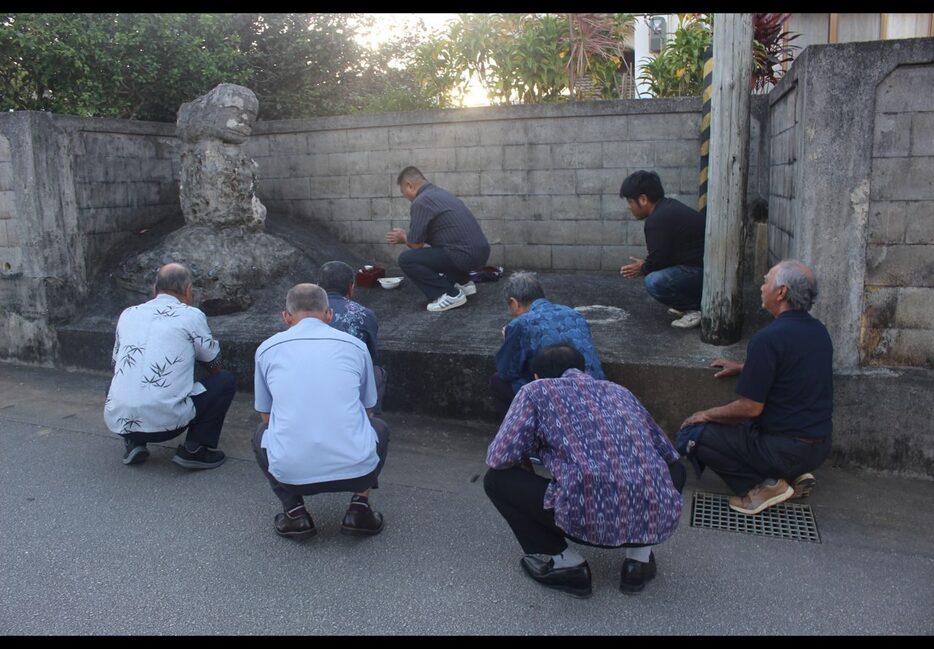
[633,12,934,98]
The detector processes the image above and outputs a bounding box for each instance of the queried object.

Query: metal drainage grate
[690,491,821,543]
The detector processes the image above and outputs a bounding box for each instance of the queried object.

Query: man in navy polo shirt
[679,260,833,515]
[253,283,389,540]
[385,166,490,313]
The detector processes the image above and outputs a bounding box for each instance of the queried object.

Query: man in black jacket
[619,170,706,329]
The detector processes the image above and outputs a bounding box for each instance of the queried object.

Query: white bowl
[378,277,403,289]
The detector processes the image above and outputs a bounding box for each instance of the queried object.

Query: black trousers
[693,421,831,495]
[123,370,236,448]
[398,247,471,300]
[483,463,686,556]
[488,373,517,420]
[252,418,390,511]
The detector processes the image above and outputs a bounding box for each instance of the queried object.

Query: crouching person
[105,263,235,469]
[253,283,389,540]
[484,344,684,598]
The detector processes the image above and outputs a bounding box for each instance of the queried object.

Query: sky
[355,13,490,107]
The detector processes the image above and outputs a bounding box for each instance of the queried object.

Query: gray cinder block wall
[245,99,709,272]
[767,37,934,370]
[0,112,181,363]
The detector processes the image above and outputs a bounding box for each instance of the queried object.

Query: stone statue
[113,83,361,316]
[177,83,266,230]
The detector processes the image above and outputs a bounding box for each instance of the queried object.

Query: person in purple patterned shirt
[485,344,685,598]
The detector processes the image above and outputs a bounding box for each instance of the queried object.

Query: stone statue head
[177,83,259,144]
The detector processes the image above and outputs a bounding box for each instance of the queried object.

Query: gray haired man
[679,260,833,515]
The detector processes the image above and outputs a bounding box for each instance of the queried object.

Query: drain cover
[690,491,821,543]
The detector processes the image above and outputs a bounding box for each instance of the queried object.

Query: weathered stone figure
[117,84,300,314]
[176,83,266,230]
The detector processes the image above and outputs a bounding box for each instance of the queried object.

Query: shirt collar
[776,309,810,320]
[153,293,182,305]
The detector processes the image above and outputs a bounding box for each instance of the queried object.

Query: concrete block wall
[55,116,181,279]
[767,37,934,370]
[0,131,19,275]
[246,99,704,271]
[862,63,934,368]
[766,82,799,265]
[0,112,181,363]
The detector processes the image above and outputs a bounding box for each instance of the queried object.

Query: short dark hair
[529,344,586,379]
[619,170,665,202]
[154,263,192,295]
[318,261,355,295]
[397,166,426,186]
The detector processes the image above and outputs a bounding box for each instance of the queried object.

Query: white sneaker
[671,310,702,329]
[427,290,467,312]
[667,307,685,318]
[454,281,477,296]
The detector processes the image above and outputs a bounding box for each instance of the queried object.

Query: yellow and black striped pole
[698,44,714,217]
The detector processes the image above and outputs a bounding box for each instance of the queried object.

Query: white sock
[625,546,652,563]
[551,548,585,568]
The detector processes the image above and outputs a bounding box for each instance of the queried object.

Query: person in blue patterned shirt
[485,345,685,598]
[318,261,387,414]
[489,271,605,418]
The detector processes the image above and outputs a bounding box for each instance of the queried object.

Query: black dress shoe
[620,551,657,594]
[340,506,384,536]
[274,510,317,540]
[520,555,592,598]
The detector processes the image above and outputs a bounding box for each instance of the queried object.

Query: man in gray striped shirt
[386,166,490,313]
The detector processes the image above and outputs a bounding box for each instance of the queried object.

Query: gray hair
[317,261,356,296]
[504,271,546,306]
[774,260,818,311]
[154,263,192,295]
[397,166,426,186]
[285,283,329,315]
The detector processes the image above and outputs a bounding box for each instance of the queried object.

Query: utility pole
[701,13,753,345]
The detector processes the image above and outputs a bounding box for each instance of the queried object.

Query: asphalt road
[1,364,932,635]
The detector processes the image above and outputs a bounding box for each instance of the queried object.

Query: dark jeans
[483,462,685,555]
[252,417,390,512]
[123,370,236,448]
[692,421,831,495]
[644,265,703,311]
[489,372,518,420]
[398,247,471,300]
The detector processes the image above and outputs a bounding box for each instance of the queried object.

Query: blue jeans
[644,265,703,311]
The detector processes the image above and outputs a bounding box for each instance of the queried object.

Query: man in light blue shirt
[253,283,389,540]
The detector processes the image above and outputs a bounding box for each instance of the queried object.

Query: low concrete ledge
[50,269,934,477]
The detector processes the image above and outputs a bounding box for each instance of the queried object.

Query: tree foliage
[0,13,441,121]
[639,13,799,98]
[407,13,635,107]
